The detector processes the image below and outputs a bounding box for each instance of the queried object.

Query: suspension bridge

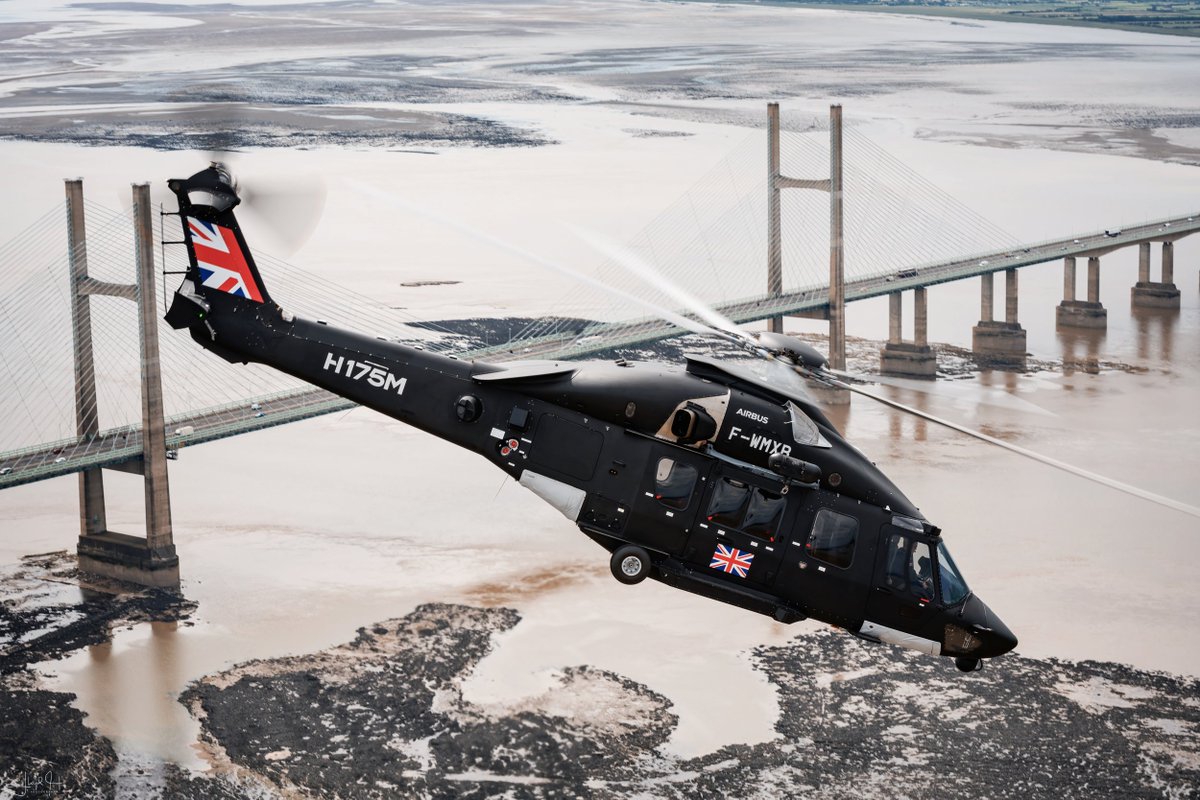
[1,104,1195,587]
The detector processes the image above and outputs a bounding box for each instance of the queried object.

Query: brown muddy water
[7,269,1198,769]
[0,0,1198,787]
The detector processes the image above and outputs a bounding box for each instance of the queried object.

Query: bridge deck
[467,212,1200,361]
[842,213,1200,303]
[1,212,1195,491]
[0,389,353,491]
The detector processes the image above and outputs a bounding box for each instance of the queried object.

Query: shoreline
[1,2,1198,795]
[692,0,1200,39]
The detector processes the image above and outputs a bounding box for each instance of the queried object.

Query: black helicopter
[164,164,1017,673]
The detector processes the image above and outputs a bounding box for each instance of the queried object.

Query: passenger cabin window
[743,490,786,539]
[806,509,858,568]
[654,458,698,511]
[705,477,785,541]
[706,477,750,528]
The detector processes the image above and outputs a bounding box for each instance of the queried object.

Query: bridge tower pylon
[67,179,179,589]
[766,102,846,372]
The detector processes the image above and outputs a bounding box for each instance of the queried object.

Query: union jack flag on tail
[710,543,753,578]
[187,217,263,303]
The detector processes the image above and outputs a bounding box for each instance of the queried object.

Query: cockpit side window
[788,401,823,447]
[884,533,909,592]
[910,541,933,603]
[806,509,858,568]
[654,457,699,511]
[705,478,785,541]
[937,541,970,605]
[884,533,936,602]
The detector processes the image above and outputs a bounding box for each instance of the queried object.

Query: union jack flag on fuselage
[710,543,754,578]
[187,217,263,303]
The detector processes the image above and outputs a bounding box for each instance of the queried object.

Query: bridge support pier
[880,288,936,379]
[1057,255,1107,329]
[73,181,179,590]
[972,270,1027,367]
[66,180,110,541]
[766,102,846,371]
[1131,241,1181,309]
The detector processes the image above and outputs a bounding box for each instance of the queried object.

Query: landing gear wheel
[955,656,983,673]
[610,545,651,585]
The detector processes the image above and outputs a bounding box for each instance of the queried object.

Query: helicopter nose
[957,594,1018,658]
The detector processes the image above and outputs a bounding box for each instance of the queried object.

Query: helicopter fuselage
[165,165,1017,671]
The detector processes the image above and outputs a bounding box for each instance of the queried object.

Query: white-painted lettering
[735,407,769,424]
[747,433,793,458]
[322,352,406,395]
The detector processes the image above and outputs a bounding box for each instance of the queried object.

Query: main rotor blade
[829,376,1200,520]
[347,181,725,340]
[568,225,745,338]
[826,368,1055,417]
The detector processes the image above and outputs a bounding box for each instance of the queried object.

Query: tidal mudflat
[2,1,1199,797]
[5,554,1199,799]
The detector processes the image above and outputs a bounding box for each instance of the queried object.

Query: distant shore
[692,0,1200,38]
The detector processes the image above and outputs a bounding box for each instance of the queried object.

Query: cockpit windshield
[936,541,970,605]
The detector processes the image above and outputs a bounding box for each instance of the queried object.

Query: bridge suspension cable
[497,116,1022,355]
[0,119,1143,481]
[0,196,465,465]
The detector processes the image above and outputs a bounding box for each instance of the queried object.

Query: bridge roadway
[1,212,1195,492]
[0,389,355,491]
[467,211,1200,359]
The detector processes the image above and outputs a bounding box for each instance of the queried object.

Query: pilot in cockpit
[912,554,934,601]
